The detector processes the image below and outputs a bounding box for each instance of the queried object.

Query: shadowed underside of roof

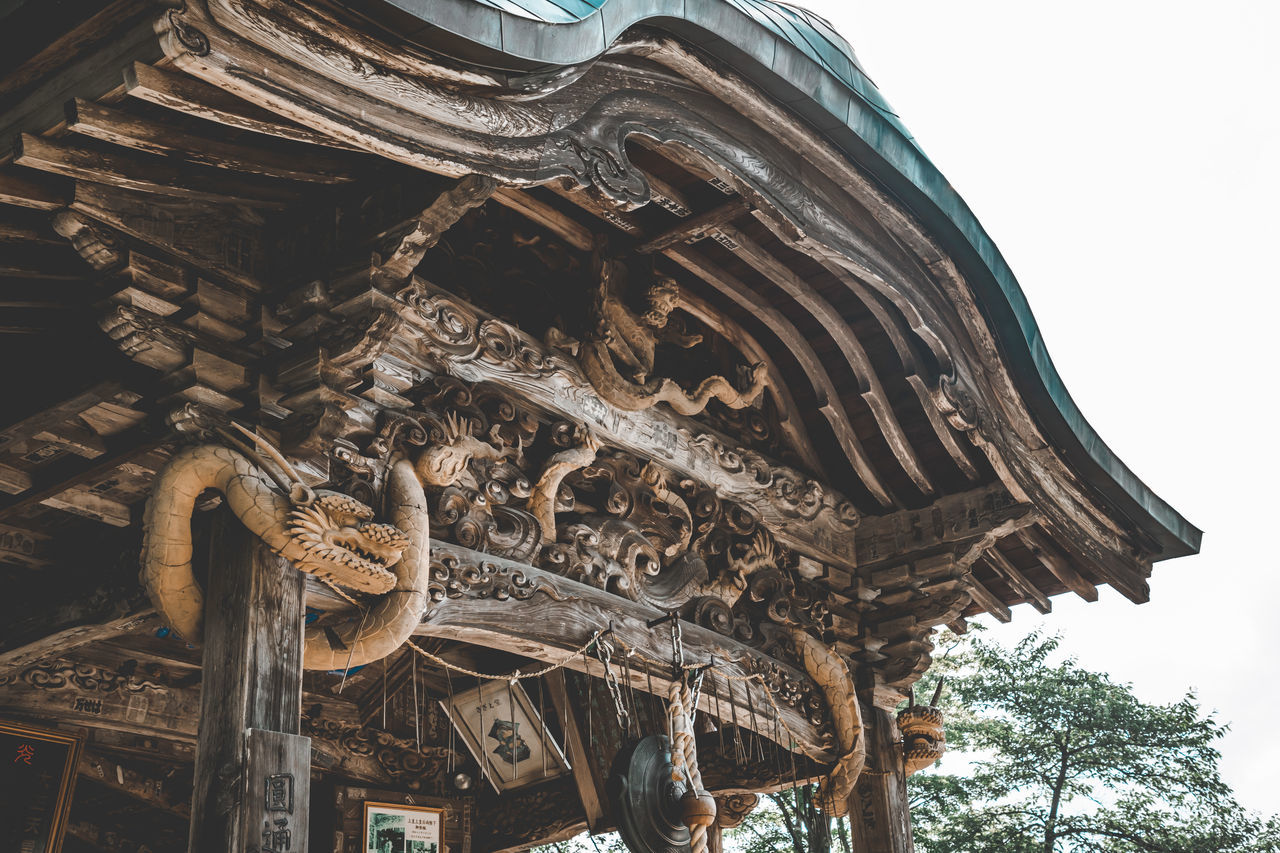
[349,0,1200,559]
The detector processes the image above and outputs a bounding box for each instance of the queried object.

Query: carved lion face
[286,491,409,594]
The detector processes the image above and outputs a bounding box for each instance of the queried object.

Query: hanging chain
[595,634,631,734]
[319,576,827,764]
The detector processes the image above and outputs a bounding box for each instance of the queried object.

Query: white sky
[798,0,1280,816]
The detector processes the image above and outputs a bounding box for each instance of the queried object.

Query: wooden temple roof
[0,1,1200,849]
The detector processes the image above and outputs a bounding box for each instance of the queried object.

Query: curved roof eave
[358,0,1201,560]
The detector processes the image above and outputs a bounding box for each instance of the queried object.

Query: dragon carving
[577,256,766,416]
[141,421,482,671]
[792,630,865,816]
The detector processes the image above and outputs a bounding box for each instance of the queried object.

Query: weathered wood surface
[65,98,358,184]
[153,0,1165,600]
[242,728,312,853]
[344,281,859,568]
[189,510,306,852]
[0,1,163,154]
[123,60,361,151]
[79,749,192,818]
[0,598,156,678]
[417,541,834,761]
[15,133,296,207]
[849,706,914,853]
[546,669,608,833]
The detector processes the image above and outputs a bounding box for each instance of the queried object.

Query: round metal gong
[608,735,691,853]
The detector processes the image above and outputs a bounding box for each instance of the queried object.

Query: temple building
[0,1,1200,851]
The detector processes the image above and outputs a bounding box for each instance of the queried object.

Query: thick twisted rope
[669,678,711,853]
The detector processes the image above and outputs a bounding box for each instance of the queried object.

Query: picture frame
[0,718,84,853]
[440,681,570,792]
[363,801,445,853]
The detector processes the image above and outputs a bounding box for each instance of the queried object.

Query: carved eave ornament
[145,0,1197,599]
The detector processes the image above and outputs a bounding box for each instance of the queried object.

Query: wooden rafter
[14,133,297,207]
[122,61,360,151]
[65,98,359,184]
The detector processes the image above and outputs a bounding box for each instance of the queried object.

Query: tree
[912,631,1280,853]
[540,630,1278,852]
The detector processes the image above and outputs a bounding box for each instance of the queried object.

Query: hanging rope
[318,575,854,801]
[669,677,716,853]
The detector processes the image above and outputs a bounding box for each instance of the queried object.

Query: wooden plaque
[335,786,474,853]
[0,719,84,853]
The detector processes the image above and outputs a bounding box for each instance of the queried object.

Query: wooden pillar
[849,706,913,853]
[189,511,311,852]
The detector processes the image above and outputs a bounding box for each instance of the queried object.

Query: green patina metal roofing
[361,0,1201,559]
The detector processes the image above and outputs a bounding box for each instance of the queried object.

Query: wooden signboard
[0,719,83,853]
[334,786,474,853]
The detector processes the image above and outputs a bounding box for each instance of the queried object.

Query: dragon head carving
[221,423,409,594]
[897,705,946,775]
[287,490,409,593]
[415,412,503,487]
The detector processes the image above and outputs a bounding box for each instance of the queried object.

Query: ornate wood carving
[419,541,835,761]
[147,0,1157,608]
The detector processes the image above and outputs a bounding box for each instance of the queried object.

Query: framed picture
[0,719,84,853]
[363,801,445,853]
[441,681,570,792]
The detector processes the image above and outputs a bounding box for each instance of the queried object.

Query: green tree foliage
[540,631,1276,853]
[913,631,1279,853]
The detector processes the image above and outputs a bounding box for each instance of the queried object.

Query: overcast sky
[799,0,1280,816]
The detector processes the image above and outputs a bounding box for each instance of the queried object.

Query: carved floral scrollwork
[301,715,458,791]
[551,128,651,210]
[0,662,168,694]
[427,552,560,602]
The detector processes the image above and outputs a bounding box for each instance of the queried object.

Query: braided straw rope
[669,679,711,853]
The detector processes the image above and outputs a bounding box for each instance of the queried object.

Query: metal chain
[595,635,631,733]
[319,576,828,763]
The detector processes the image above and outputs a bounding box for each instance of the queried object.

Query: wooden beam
[0,430,162,522]
[635,197,751,254]
[0,656,204,741]
[0,166,71,210]
[65,98,359,185]
[677,287,823,474]
[189,509,310,852]
[546,670,607,833]
[40,485,132,526]
[849,706,914,853]
[123,61,359,151]
[417,542,833,760]
[375,174,498,281]
[815,258,981,482]
[980,549,1051,614]
[14,133,296,208]
[0,2,163,155]
[717,223,934,497]
[666,243,893,508]
[491,186,593,252]
[377,280,859,566]
[855,484,1031,569]
[1017,527,1099,602]
[962,574,1011,623]
[79,749,191,818]
[0,591,155,678]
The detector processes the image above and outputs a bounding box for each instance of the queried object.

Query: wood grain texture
[849,706,914,853]
[188,509,305,852]
[418,541,835,761]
